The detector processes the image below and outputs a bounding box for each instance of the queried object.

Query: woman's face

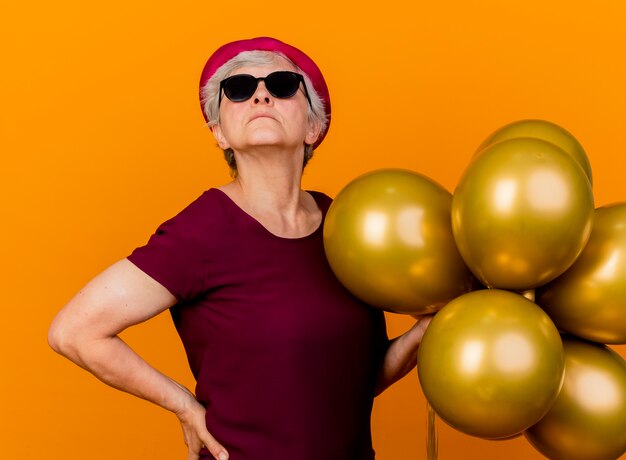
[211,57,321,154]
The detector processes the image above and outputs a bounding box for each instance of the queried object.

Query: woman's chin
[241,137,300,151]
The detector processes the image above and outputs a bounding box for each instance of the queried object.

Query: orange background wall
[2,1,625,458]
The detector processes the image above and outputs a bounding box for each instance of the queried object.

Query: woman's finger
[200,431,229,460]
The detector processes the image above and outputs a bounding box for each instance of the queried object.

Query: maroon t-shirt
[127,188,388,460]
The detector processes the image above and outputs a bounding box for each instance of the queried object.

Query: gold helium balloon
[323,169,476,314]
[475,119,593,185]
[452,137,594,290]
[525,336,626,460]
[537,203,626,344]
[417,289,565,439]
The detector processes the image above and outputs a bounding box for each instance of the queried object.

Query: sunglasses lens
[223,75,258,102]
[266,72,301,98]
[220,72,304,104]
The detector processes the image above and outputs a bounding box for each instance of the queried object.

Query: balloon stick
[427,401,438,460]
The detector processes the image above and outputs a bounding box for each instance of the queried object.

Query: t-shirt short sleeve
[127,192,214,302]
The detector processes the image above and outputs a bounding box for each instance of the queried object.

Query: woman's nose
[253,81,272,105]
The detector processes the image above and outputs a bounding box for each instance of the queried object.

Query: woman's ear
[305,119,323,146]
[211,124,231,150]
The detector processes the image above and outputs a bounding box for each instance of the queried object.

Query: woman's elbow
[48,314,79,358]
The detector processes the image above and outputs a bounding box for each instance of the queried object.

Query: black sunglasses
[219,71,311,107]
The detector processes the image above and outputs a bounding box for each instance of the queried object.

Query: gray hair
[200,51,328,177]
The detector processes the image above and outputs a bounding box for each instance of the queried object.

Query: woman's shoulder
[307,190,333,212]
[150,188,232,239]
[174,188,233,218]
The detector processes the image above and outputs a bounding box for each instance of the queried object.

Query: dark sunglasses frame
[219,71,312,107]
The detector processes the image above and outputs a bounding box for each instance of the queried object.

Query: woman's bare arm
[48,258,228,460]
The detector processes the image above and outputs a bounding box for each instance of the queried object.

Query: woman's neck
[217,147,321,238]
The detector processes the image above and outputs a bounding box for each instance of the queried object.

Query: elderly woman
[48,37,431,460]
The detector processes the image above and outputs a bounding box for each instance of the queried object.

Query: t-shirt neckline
[210,188,326,242]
